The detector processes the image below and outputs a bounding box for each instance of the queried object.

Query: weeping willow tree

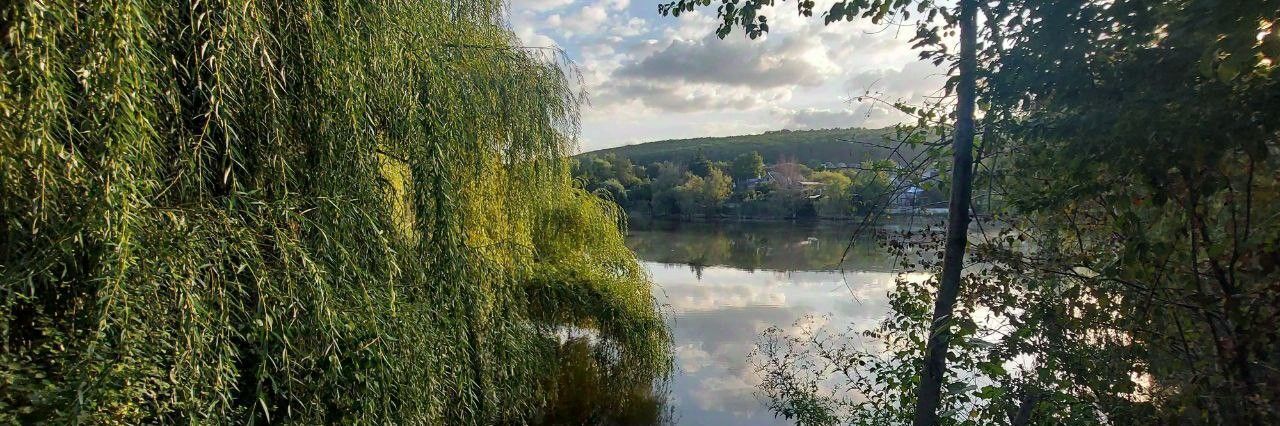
[0,0,667,423]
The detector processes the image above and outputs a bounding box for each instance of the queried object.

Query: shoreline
[624,209,952,225]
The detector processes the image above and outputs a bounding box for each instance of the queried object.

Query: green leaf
[1262,31,1280,61]
[976,385,1006,399]
[977,361,1007,377]
[1216,54,1243,82]
[1198,48,1216,78]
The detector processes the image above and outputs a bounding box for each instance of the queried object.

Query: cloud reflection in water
[631,221,900,425]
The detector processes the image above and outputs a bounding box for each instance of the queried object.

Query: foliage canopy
[0,0,667,423]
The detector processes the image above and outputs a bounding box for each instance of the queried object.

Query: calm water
[628,219,910,425]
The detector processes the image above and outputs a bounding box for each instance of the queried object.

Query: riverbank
[624,207,952,225]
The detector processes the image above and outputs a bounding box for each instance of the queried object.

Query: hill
[579,127,908,167]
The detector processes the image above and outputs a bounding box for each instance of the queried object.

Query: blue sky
[509,0,947,152]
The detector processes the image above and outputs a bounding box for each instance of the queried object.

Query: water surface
[628,220,905,425]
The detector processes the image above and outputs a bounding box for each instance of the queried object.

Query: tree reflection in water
[625,219,903,273]
[537,336,673,425]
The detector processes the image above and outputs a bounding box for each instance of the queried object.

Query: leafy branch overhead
[657,0,1280,424]
[659,0,953,61]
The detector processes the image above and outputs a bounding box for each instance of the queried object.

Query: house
[898,186,924,207]
[738,177,768,191]
[739,170,825,197]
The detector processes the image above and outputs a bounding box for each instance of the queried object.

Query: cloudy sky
[508,0,948,152]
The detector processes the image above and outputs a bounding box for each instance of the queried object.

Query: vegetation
[0,0,666,423]
[574,151,922,221]
[625,220,895,274]
[665,0,1280,424]
[730,151,766,182]
[537,337,672,425]
[581,127,911,167]
[4,0,1277,423]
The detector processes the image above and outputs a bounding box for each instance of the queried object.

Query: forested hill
[580,127,905,166]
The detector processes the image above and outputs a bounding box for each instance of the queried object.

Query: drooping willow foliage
[0,0,667,423]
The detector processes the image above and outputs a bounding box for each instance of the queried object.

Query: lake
[627,219,919,425]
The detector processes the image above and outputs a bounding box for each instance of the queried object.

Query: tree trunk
[911,0,978,423]
[1010,390,1039,426]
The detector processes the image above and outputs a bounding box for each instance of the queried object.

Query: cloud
[593,79,794,114]
[697,119,777,137]
[545,5,609,36]
[512,0,576,12]
[509,0,939,146]
[775,106,869,130]
[798,59,949,127]
[609,17,649,37]
[844,59,947,103]
[616,34,835,89]
[689,369,768,415]
[664,282,788,313]
[676,344,714,373]
[515,29,559,49]
[673,306,803,355]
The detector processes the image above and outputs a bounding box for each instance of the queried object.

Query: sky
[507,0,949,153]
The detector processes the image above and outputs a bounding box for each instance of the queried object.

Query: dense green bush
[0,0,665,423]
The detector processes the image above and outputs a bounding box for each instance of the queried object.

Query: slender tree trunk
[911,0,978,423]
[1010,390,1039,426]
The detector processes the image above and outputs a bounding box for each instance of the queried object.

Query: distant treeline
[573,148,945,220]
[582,127,918,167]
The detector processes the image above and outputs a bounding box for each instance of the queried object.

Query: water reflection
[538,336,673,425]
[631,220,900,425]
[626,220,898,274]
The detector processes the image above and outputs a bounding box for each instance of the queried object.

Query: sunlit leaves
[660,0,949,43]
[0,0,667,423]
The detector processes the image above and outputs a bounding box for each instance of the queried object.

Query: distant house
[739,170,824,196]
[738,177,769,191]
[897,186,924,208]
[766,171,817,189]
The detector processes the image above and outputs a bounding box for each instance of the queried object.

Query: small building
[738,177,768,191]
[897,186,924,207]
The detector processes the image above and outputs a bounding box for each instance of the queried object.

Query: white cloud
[616,34,837,89]
[676,344,714,373]
[609,17,649,37]
[510,0,575,12]
[593,79,794,115]
[690,372,763,414]
[548,5,609,36]
[515,28,559,49]
[845,59,948,102]
[664,281,788,312]
[775,106,870,130]
[509,0,946,148]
